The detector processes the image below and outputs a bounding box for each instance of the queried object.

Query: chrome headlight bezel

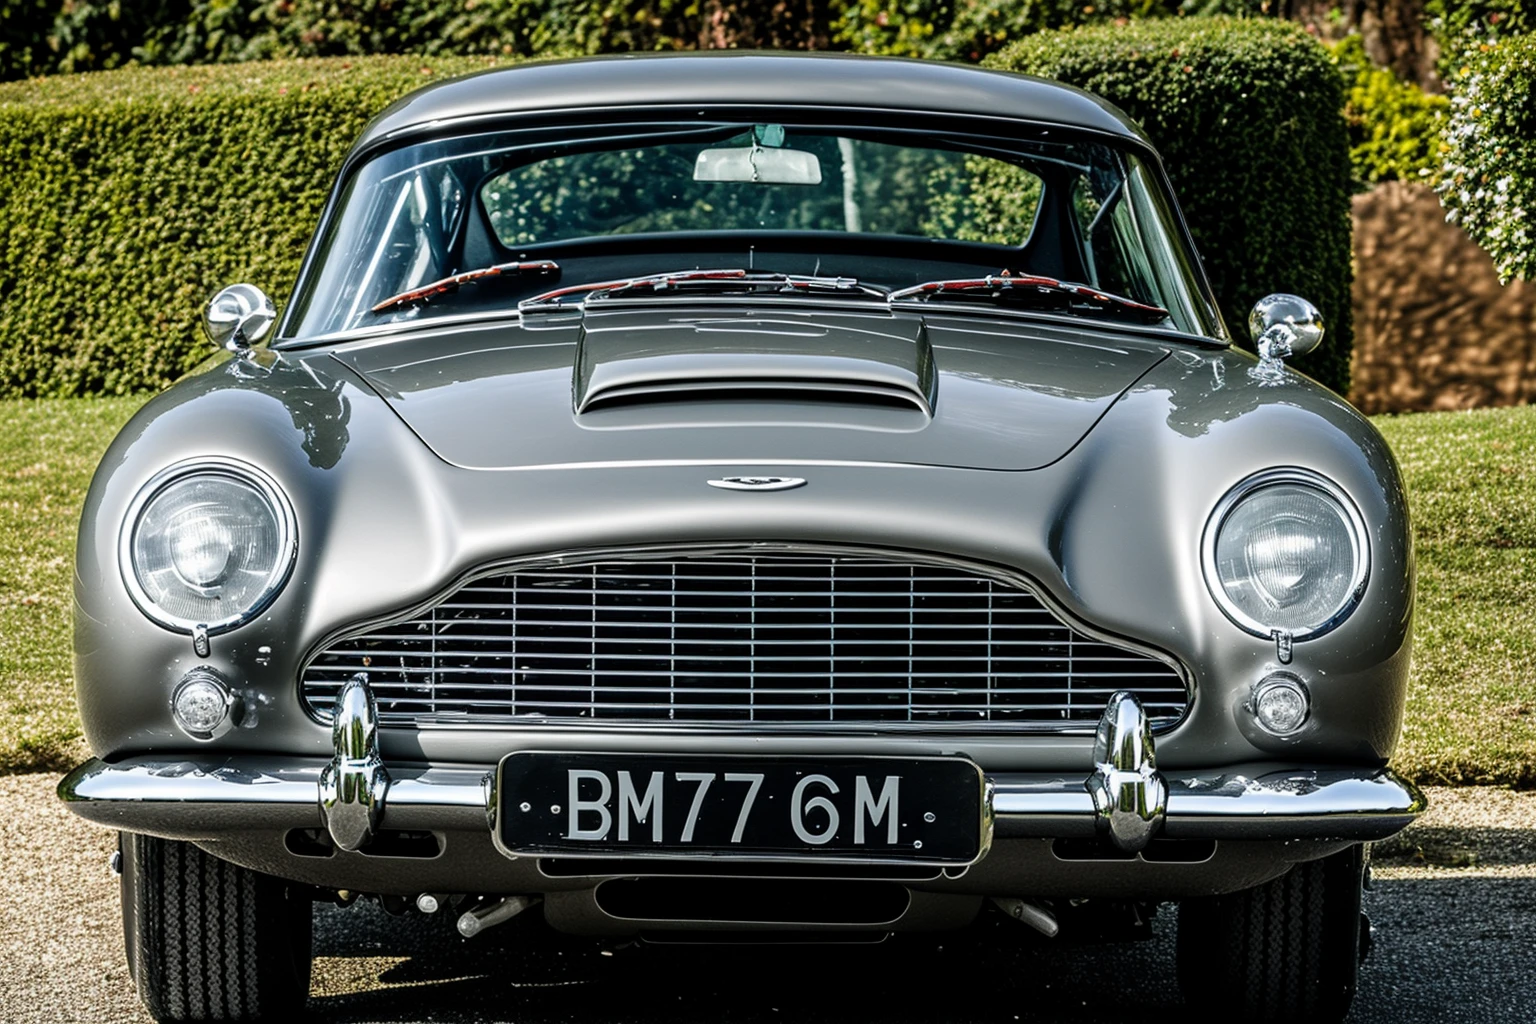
[118,457,299,634]
[1200,468,1370,642]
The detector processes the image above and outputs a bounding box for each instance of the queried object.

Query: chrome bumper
[61,684,1425,848]
[57,755,1426,844]
[60,686,1425,848]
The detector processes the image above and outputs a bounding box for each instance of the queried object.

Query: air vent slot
[595,878,911,925]
[540,858,942,881]
[574,312,936,415]
[579,378,930,414]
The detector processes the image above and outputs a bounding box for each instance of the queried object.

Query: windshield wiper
[890,273,1169,325]
[521,269,885,310]
[370,260,560,315]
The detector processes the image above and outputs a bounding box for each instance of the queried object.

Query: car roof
[355,51,1151,154]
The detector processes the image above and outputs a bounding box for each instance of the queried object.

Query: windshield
[286,120,1223,339]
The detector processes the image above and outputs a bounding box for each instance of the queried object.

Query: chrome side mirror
[204,284,276,356]
[1248,293,1323,383]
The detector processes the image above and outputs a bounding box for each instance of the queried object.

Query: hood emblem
[708,476,807,491]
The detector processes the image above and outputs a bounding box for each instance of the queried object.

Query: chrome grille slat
[301,553,1188,730]
[304,663,1177,679]
[314,650,1155,663]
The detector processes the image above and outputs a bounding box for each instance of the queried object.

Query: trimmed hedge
[0,23,1355,396]
[0,56,520,395]
[990,19,1354,394]
[1438,34,1536,283]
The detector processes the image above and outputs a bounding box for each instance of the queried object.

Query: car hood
[331,306,1170,471]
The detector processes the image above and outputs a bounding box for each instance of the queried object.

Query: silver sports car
[60,51,1423,1024]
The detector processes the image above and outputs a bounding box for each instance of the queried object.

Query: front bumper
[60,690,1424,915]
[61,682,1425,849]
[58,755,1425,845]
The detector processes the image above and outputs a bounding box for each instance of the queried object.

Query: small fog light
[1252,675,1310,736]
[172,672,237,740]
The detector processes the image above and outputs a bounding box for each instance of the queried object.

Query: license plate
[494,752,989,865]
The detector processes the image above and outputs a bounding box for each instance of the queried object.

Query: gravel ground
[4,774,1534,1023]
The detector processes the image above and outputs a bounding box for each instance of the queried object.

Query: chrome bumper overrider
[59,687,1425,848]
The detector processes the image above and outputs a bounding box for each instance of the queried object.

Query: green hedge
[991,18,1354,394]
[1438,34,1536,283]
[1,0,826,81]
[1332,33,1449,189]
[0,56,522,395]
[0,23,1355,396]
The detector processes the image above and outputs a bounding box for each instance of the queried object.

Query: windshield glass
[286,120,1222,339]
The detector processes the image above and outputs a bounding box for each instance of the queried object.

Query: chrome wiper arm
[521,269,884,310]
[890,273,1169,324]
[369,260,560,315]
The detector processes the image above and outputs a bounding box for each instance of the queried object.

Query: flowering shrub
[1332,34,1449,188]
[1438,34,1536,282]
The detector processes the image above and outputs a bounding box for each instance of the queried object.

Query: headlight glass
[1207,473,1366,639]
[122,462,296,631]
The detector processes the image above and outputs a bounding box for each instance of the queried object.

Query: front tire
[1176,844,1364,1024]
[120,832,313,1022]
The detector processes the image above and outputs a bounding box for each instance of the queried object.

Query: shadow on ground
[304,875,1536,1024]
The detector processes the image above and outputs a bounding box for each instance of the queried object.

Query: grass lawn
[1,397,1533,784]
[1375,406,1536,785]
[0,397,147,772]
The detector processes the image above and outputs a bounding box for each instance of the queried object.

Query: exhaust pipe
[457,895,540,938]
[991,897,1059,938]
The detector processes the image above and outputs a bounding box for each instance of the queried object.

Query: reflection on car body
[59,52,1422,1024]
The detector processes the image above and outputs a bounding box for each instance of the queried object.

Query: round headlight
[120,459,297,632]
[1203,470,1368,640]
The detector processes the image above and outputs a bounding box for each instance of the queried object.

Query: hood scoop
[334,308,1170,471]
[574,312,935,415]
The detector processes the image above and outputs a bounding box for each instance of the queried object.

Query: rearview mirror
[694,146,822,186]
[1248,292,1323,383]
[204,284,276,355]
[1248,293,1324,360]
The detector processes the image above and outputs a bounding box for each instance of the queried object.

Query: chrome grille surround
[300,547,1190,733]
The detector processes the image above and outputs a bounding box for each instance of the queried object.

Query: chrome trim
[994,768,1426,841]
[706,476,807,491]
[1247,292,1324,383]
[1200,468,1371,643]
[204,283,277,356]
[298,542,1192,736]
[317,674,391,850]
[58,755,1424,845]
[1085,692,1166,853]
[117,456,299,636]
[278,295,1227,353]
[979,776,996,863]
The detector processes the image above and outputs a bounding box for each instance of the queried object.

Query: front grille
[301,552,1188,731]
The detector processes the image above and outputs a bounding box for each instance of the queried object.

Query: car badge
[707,476,807,491]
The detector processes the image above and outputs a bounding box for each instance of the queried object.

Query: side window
[341,170,458,326]
[1071,174,1154,302]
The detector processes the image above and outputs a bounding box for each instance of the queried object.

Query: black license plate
[495,752,988,864]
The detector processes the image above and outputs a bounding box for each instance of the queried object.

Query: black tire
[1177,844,1364,1024]
[120,832,313,1023]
